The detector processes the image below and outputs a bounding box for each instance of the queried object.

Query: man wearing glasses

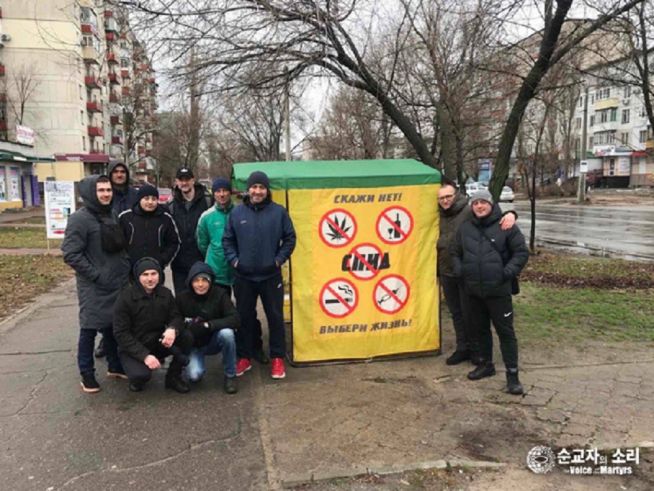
[437,180,516,366]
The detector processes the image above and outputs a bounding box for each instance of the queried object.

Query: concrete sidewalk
[0,280,652,490]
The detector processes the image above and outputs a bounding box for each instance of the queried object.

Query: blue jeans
[78,327,122,376]
[187,329,236,381]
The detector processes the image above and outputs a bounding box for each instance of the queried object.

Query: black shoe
[470,356,484,366]
[253,349,270,365]
[506,369,524,395]
[94,339,106,358]
[80,373,101,393]
[446,350,470,365]
[165,376,190,394]
[467,362,496,380]
[128,382,144,392]
[223,376,238,395]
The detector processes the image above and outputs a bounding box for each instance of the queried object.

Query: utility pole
[577,85,589,203]
[284,67,291,161]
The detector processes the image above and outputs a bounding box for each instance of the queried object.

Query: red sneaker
[235,358,252,377]
[271,357,286,379]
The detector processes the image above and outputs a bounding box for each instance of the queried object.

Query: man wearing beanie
[451,189,529,395]
[113,257,193,393]
[196,177,235,292]
[176,262,240,394]
[223,170,296,379]
[62,175,131,393]
[119,184,180,269]
[108,162,138,214]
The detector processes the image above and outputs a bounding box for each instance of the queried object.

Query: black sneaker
[106,369,128,380]
[223,376,238,395]
[165,376,190,394]
[467,362,496,380]
[446,350,470,365]
[506,369,524,395]
[81,373,101,393]
[253,348,270,365]
[94,339,106,358]
[128,382,144,392]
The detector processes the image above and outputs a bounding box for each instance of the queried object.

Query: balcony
[82,46,100,64]
[104,10,113,18]
[84,75,101,88]
[106,50,118,64]
[108,72,121,85]
[594,97,620,111]
[0,64,5,76]
[105,17,119,33]
[106,31,116,42]
[87,126,104,137]
[109,93,121,104]
[86,101,103,113]
[110,115,122,126]
[81,23,96,35]
[112,135,123,144]
[121,69,131,79]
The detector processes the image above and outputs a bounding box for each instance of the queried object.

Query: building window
[600,110,608,123]
[621,132,629,145]
[640,106,647,118]
[623,86,631,98]
[610,108,617,122]
[82,136,86,151]
[622,109,630,124]
[589,136,594,147]
[639,130,648,143]
[590,115,595,126]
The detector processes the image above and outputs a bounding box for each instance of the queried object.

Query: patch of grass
[14,216,46,225]
[515,283,654,343]
[0,255,73,320]
[0,226,61,249]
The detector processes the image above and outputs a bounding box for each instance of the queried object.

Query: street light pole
[577,85,589,203]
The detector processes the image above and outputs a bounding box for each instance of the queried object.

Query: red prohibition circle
[373,274,410,314]
[319,208,358,248]
[345,242,383,281]
[319,277,359,318]
[375,205,414,245]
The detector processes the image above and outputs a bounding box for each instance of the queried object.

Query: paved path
[0,281,652,490]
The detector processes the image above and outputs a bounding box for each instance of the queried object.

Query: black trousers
[467,294,518,369]
[440,275,475,352]
[233,274,285,359]
[119,330,193,386]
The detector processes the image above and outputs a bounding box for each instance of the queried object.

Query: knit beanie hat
[137,184,159,201]
[133,256,162,279]
[246,171,270,190]
[212,177,232,193]
[469,189,493,205]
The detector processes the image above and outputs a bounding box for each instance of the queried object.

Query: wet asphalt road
[504,201,654,261]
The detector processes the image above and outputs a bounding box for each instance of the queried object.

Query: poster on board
[45,181,75,239]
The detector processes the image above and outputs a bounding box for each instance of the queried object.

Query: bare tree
[1,65,41,130]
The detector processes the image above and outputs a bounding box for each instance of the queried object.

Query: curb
[0,278,76,336]
[281,459,506,488]
[537,238,654,262]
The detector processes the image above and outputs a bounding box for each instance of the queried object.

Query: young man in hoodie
[113,257,193,393]
[176,262,240,394]
[119,184,180,269]
[452,189,529,395]
[437,181,516,366]
[62,175,131,393]
[168,167,212,295]
[223,171,296,380]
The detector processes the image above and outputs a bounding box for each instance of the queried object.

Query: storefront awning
[0,149,55,163]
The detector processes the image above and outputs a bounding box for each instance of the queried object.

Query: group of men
[438,181,529,395]
[62,163,296,396]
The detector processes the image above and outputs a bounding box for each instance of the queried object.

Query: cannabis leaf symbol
[326,214,351,241]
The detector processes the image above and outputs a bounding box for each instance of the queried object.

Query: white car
[500,186,515,202]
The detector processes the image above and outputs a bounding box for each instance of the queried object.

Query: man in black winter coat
[452,189,529,395]
[176,262,240,394]
[61,175,130,393]
[119,184,180,268]
[113,257,193,393]
[168,167,212,295]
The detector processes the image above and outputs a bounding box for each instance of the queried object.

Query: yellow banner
[288,185,440,362]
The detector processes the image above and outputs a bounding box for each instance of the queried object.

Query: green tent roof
[232,159,441,190]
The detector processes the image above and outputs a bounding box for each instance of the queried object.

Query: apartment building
[0,0,157,204]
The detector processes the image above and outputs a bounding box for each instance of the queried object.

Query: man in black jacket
[176,262,240,394]
[119,184,180,269]
[168,167,212,295]
[113,257,193,393]
[61,175,130,393]
[452,189,529,395]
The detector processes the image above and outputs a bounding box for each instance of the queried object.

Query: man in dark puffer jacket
[452,189,529,395]
[119,185,180,269]
[176,262,240,394]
